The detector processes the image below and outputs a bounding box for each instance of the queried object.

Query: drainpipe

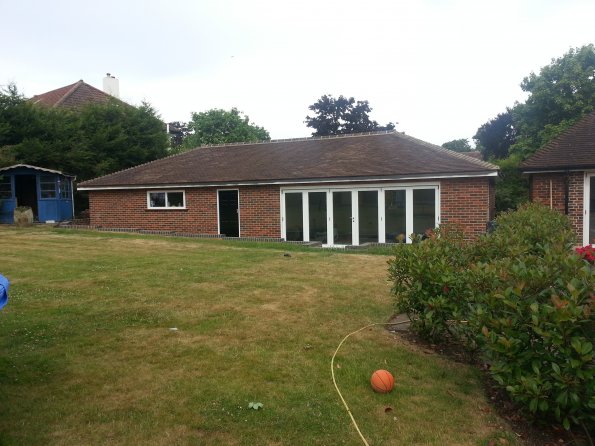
[70,177,76,220]
[549,179,553,209]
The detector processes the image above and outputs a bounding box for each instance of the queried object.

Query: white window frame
[280,183,440,246]
[146,190,186,210]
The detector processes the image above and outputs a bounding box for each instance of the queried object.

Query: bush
[388,225,473,342]
[388,203,595,431]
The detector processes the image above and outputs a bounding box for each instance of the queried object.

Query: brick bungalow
[78,131,498,246]
[521,111,595,245]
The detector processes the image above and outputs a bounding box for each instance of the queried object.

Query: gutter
[78,170,499,191]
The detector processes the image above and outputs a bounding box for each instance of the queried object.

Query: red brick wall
[87,177,494,240]
[89,189,219,234]
[440,177,494,239]
[88,186,280,237]
[530,172,584,242]
[239,185,281,237]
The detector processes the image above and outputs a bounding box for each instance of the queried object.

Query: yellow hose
[330,321,410,446]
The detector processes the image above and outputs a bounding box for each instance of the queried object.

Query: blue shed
[0,164,75,224]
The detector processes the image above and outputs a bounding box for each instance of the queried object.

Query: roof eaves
[78,170,499,191]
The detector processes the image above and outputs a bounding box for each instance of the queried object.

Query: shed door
[15,175,38,219]
[218,190,239,237]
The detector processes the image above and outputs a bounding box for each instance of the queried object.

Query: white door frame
[280,183,440,246]
[584,172,594,246]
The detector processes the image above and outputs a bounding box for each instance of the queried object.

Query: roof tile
[521,111,595,171]
[79,131,498,188]
[30,80,114,109]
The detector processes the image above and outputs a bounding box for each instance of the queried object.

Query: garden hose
[331,320,411,446]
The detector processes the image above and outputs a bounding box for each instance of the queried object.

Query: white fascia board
[521,168,594,175]
[77,171,497,191]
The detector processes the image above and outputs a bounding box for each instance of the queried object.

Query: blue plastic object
[0,274,9,310]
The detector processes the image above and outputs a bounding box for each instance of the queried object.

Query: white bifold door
[281,185,439,246]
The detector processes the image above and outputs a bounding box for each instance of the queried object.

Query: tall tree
[181,108,269,150]
[0,85,169,180]
[511,44,595,157]
[473,109,517,160]
[304,94,395,136]
[441,138,473,153]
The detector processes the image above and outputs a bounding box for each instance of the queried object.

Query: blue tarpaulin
[0,274,9,309]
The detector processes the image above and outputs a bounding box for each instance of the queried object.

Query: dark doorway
[14,175,38,219]
[218,190,239,237]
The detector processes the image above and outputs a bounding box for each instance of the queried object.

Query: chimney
[102,73,120,98]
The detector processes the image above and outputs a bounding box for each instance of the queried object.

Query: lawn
[0,227,517,445]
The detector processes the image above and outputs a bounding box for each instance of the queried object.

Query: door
[14,175,38,219]
[332,191,352,245]
[218,190,239,237]
[358,190,379,243]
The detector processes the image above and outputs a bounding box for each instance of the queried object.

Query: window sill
[146,207,188,211]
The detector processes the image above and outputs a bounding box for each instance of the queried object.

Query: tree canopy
[473,109,517,160]
[180,108,270,150]
[0,84,168,181]
[304,94,395,136]
[441,138,473,153]
[472,44,595,212]
[511,44,595,157]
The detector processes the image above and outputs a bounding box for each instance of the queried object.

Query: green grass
[0,226,517,445]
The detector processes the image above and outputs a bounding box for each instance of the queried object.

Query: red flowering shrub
[575,245,595,263]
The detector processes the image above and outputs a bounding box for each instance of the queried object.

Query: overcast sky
[1,0,593,146]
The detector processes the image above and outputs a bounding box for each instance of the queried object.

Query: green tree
[6,100,168,181]
[472,44,594,212]
[473,109,517,160]
[492,155,530,211]
[511,44,595,157]
[441,138,473,152]
[181,108,270,149]
[304,94,395,136]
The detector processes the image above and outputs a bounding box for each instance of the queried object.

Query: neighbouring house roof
[78,131,498,190]
[29,80,114,109]
[521,111,595,172]
[0,164,75,178]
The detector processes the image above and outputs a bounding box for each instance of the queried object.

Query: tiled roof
[30,80,113,109]
[79,131,498,189]
[521,111,595,171]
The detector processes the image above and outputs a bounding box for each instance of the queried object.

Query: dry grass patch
[0,227,518,445]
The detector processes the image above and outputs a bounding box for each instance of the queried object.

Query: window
[147,191,185,209]
[40,175,56,199]
[0,175,11,199]
[59,179,71,199]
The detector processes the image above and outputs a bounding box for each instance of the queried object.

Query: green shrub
[474,202,577,259]
[388,225,472,341]
[388,203,595,431]
[468,253,594,430]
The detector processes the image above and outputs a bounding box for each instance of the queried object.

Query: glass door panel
[309,192,327,243]
[413,189,436,235]
[385,190,406,243]
[358,190,378,243]
[333,191,352,245]
[285,193,303,241]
